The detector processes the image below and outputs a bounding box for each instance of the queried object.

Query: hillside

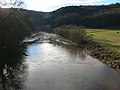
[17,9,49,31]
[50,3,120,27]
[32,3,120,28]
[2,3,119,31]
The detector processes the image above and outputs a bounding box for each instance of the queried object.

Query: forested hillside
[50,3,120,27]
[28,3,120,31]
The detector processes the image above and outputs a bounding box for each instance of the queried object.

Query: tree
[0,0,31,49]
[0,0,24,8]
[0,1,31,90]
[55,13,80,26]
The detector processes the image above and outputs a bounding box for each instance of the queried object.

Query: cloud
[62,0,104,4]
[24,0,104,11]
[65,0,101,1]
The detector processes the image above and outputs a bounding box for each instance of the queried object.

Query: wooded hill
[19,3,120,31]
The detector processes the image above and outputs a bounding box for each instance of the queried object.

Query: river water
[21,32,120,90]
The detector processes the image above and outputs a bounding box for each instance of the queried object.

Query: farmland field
[86,29,120,53]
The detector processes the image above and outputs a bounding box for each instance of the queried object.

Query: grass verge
[86,29,120,53]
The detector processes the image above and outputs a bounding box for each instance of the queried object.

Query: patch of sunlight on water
[22,42,120,90]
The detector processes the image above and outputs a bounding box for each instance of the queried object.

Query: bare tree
[0,1,31,90]
[0,0,25,23]
[0,0,24,8]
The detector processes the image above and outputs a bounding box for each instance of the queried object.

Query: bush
[54,25,90,45]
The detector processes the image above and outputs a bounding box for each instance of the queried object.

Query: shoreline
[84,42,120,72]
[26,32,120,72]
[29,32,120,72]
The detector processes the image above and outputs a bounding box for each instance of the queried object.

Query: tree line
[30,3,120,31]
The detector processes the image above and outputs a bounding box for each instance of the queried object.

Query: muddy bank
[85,42,120,72]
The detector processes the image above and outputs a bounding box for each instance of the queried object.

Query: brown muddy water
[18,32,120,90]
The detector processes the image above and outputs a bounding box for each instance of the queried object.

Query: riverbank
[85,29,120,72]
[25,31,120,72]
[86,29,120,53]
[85,41,120,72]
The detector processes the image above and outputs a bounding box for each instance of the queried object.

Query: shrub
[54,25,90,45]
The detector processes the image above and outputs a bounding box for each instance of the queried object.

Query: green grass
[86,29,120,53]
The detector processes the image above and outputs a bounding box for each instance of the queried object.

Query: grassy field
[86,29,120,53]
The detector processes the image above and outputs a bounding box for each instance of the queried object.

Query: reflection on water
[1,32,120,90]
[26,43,85,64]
[0,45,27,90]
[24,42,120,90]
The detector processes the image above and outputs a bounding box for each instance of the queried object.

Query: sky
[24,0,120,12]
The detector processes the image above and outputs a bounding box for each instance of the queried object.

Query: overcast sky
[24,0,120,12]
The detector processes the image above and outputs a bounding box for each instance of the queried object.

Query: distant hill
[1,3,120,31]
[17,9,49,31]
[0,8,48,31]
[46,3,120,28]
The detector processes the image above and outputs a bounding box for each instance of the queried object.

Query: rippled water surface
[22,33,120,90]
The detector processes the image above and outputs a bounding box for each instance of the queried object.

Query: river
[1,32,120,90]
[16,32,120,90]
